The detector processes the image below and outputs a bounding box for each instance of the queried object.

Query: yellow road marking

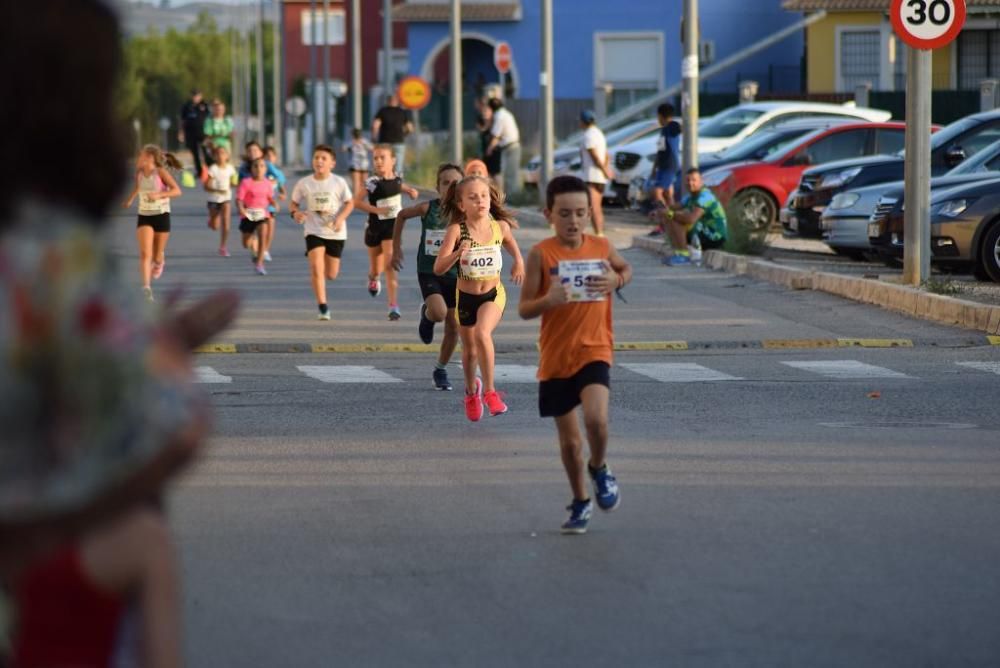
[614,341,689,351]
[838,338,913,348]
[988,336,1000,346]
[762,339,838,349]
[194,343,237,353]
[310,343,441,353]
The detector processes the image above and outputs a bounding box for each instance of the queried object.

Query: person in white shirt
[204,146,237,256]
[579,110,613,236]
[289,145,354,321]
[485,98,522,195]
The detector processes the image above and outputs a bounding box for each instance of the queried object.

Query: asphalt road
[115,189,999,666]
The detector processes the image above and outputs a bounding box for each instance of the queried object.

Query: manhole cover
[819,421,977,430]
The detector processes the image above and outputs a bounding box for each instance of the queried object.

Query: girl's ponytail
[163,152,183,171]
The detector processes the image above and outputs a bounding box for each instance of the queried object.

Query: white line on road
[194,366,232,384]
[297,365,404,383]
[782,360,910,379]
[620,363,742,383]
[956,361,1000,375]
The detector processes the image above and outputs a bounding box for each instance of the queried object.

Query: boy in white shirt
[204,146,237,256]
[290,145,354,321]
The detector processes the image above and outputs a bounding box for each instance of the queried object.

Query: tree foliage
[119,12,275,148]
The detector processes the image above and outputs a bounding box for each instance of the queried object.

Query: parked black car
[782,109,1000,238]
[867,176,1000,281]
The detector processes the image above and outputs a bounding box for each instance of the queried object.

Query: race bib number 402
[424,229,446,257]
[461,245,503,279]
[558,259,607,302]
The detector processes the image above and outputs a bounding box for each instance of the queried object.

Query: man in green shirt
[658,167,728,266]
[203,99,234,159]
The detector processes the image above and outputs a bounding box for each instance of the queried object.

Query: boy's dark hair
[351,128,362,139]
[245,140,262,151]
[1,0,125,222]
[314,144,336,160]
[263,145,276,155]
[488,98,504,111]
[436,163,464,182]
[686,167,701,175]
[657,103,675,118]
[545,175,591,210]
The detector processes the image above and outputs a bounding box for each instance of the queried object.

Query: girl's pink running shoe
[464,377,484,422]
[483,389,508,416]
[151,260,165,280]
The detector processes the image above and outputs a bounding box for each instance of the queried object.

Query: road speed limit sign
[891,0,966,50]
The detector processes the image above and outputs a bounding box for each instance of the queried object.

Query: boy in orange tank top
[518,176,632,534]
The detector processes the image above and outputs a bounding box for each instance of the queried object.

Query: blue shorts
[650,169,680,193]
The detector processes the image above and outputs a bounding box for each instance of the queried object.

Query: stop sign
[494,41,512,74]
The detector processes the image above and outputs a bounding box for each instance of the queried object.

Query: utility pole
[255,0,266,143]
[322,0,331,144]
[273,0,284,161]
[230,4,239,137]
[903,48,932,285]
[450,0,462,164]
[383,0,393,101]
[539,0,554,194]
[682,0,700,177]
[352,0,362,132]
[309,0,318,149]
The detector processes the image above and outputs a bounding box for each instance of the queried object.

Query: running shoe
[667,254,691,267]
[432,367,453,391]
[590,464,621,512]
[151,260,165,280]
[218,247,230,257]
[367,278,381,297]
[255,264,267,276]
[483,390,508,417]
[317,311,331,321]
[464,377,484,422]
[263,251,272,262]
[388,305,401,321]
[418,304,435,344]
[561,499,593,535]
[142,286,154,302]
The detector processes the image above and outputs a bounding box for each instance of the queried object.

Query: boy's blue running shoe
[418,303,435,344]
[668,254,692,266]
[590,465,620,512]
[432,367,453,391]
[561,499,593,535]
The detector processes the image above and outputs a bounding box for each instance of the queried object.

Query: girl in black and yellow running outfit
[435,176,524,422]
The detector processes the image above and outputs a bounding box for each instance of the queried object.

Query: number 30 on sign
[891,0,966,50]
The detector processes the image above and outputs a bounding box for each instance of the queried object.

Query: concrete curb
[632,235,1000,336]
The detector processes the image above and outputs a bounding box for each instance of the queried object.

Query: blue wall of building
[405,1,804,101]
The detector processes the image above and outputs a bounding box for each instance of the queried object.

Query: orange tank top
[535,234,614,381]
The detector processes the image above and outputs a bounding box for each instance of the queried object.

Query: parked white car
[522,119,659,186]
[609,101,891,202]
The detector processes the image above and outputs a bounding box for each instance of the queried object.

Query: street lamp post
[450,0,462,164]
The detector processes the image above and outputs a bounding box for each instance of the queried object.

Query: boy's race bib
[245,207,267,222]
[376,195,403,220]
[138,192,166,215]
[423,229,446,257]
[558,259,607,302]
[461,245,502,279]
[309,191,335,213]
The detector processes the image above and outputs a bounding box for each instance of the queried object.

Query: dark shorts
[207,201,229,215]
[651,169,680,192]
[239,218,267,234]
[136,213,170,233]
[697,234,726,250]
[418,272,458,309]
[456,286,504,327]
[365,219,395,247]
[538,361,611,418]
[305,235,345,258]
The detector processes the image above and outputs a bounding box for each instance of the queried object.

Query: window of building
[837,28,881,93]
[957,30,1000,90]
[594,32,663,116]
[301,9,345,46]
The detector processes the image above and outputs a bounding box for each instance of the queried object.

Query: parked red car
[701,121,911,230]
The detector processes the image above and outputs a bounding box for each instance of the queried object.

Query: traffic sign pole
[450,0,462,165]
[903,48,932,286]
[682,0,700,180]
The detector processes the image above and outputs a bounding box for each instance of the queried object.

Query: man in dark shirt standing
[649,102,682,208]
[371,94,414,175]
[179,89,209,177]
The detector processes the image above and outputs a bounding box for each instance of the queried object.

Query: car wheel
[973,260,991,281]
[730,188,777,232]
[979,221,1000,283]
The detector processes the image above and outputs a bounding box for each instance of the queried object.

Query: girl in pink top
[237,158,276,275]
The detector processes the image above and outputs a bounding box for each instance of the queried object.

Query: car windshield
[947,138,1000,175]
[713,127,812,160]
[896,115,980,156]
[698,107,765,138]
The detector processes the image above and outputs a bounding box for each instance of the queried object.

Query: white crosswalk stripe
[194,366,232,384]
[782,360,910,379]
[620,363,742,383]
[297,365,404,383]
[956,361,1000,375]
[491,364,539,383]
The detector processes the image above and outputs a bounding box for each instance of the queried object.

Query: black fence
[869,90,981,124]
